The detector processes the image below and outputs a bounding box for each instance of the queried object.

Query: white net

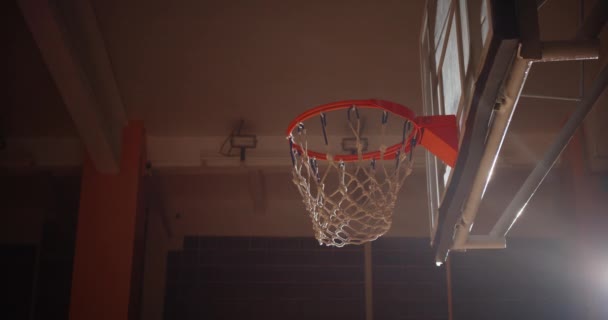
[289,108,417,247]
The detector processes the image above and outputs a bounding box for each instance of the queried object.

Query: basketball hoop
[286,99,459,247]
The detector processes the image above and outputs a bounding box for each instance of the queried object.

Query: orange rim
[286,99,421,162]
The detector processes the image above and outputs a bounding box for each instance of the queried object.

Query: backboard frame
[421,0,524,264]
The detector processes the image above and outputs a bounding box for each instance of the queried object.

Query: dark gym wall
[0,173,80,320]
[164,237,579,320]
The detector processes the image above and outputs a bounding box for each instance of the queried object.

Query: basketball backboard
[421,0,538,264]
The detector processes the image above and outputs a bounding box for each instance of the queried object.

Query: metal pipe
[490,62,608,237]
[426,151,440,241]
[520,93,582,102]
[540,40,599,62]
[452,55,532,249]
[364,243,373,320]
[446,258,454,320]
[579,0,586,98]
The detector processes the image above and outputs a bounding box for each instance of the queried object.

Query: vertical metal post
[446,257,454,320]
[29,245,41,320]
[579,0,585,98]
[364,242,373,320]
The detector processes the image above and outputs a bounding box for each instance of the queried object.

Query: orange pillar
[565,128,608,320]
[70,122,146,320]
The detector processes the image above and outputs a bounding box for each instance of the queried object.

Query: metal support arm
[490,62,608,237]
